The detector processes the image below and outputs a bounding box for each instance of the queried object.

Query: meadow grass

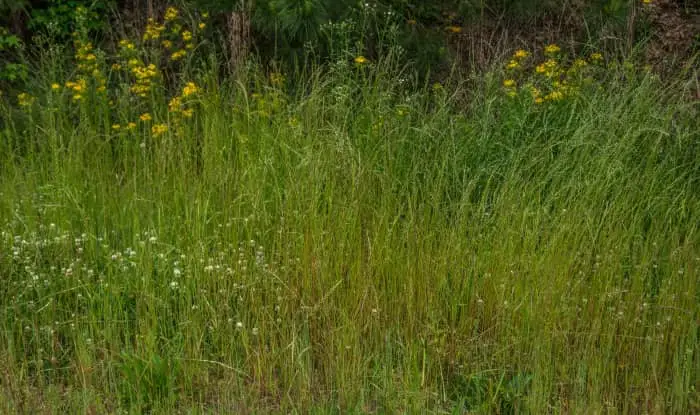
[0,53,698,413]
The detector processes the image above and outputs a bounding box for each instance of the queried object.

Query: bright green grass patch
[0,58,698,413]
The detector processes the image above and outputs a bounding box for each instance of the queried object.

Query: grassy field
[1,49,699,412]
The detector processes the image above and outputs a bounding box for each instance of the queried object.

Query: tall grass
[0,54,698,412]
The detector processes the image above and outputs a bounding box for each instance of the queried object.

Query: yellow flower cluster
[130,63,159,97]
[17,92,34,107]
[167,82,199,120]
[36,6,207,138]
[163,9,195,61]
[70,39,107,98]
[151,123,168,136]
[544,44,561,55]
[506,49,531,70]
[354,56,368,65]
[501,45,604,105]
[143,18,166,41]
[132,8,196,62]
[164,7,179,22]
[168,95,194,119]
[503,79,517,97]
[543,89,564,101]
[170,50,187,61]
[528,86,543,104]
[514,49,529,59]
[75,43,97,73]
[65,79,88,101]
[536,59,559,78]
[120,39,135,50]
[182,82,198,97]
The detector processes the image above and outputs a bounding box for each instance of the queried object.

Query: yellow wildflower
[119,39,135,50]
[126,122,137,130]
[162,40,173,49]
[545,90,564,101]
[51,83,61,91]
[168,96,182,112]
[182,82,198,97]
[514,49,529,59]
[17,93,34,107]
[112,124,121,130]
[590,52,603,62]
[143,18,165,41]
[182,31,192,42]
[111,63,122,71]
[198,22,206,30]
[170,50,187,61]
[181,108,194,118]
[131,63,158,80]
[535,59,559,78]
[503,79,516,88]
[72,94,82,101]
[506,60,520,69]
[446,25,462,33]
[354,55,368,64]
[544,44,561,54]
[140,113,152,122]
[164,7,179,21]
[151,123,168,136]
[535,97,544,104]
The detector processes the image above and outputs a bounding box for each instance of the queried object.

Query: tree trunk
[226,3,251,75]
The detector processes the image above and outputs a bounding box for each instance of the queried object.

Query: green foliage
[28,0,113,40]
[0,26,27,85]
[118,351,181,410]
[0,0,28,15]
